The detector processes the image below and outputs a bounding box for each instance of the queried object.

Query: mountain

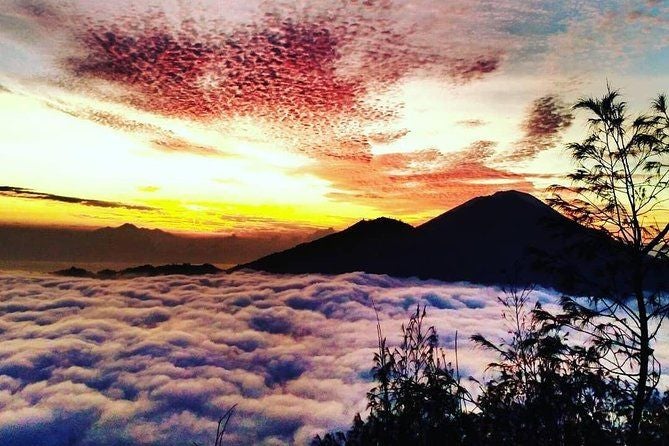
[0,222,334,267]
[53,263,222,279]
[234,190,668,294]
[231,217,414,275]
[407,190,590,286]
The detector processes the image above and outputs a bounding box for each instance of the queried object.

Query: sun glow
[1,0,668,236]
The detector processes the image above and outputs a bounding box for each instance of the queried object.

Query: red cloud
[506,94,573,162]
[71,16,359,120]
[64,4,501,127]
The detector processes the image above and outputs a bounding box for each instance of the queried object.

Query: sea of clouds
[0,270,662,445]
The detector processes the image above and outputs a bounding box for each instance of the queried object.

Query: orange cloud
[308,142,533,215]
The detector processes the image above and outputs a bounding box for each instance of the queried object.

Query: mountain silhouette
[408,190,585,285]
[53,263,222,279]
[231,216,414,275]
[0,222,334,267]
[234,190,668,294]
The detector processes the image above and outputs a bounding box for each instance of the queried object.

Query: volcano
[234,191,668,294]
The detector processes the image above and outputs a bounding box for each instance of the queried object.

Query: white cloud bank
[0,271,664,445]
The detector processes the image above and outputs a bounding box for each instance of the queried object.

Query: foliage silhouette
[312,306,471,446]
[313,297,669,446]
[473,286,624,446]
[547,86,669,445]
[191,404,236,446]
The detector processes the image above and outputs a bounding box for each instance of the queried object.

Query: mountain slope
[405,190,599,285]
[234,217,414,275]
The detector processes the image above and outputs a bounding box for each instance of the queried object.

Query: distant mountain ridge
[53,263,222,279]
[0,222,334,266]
[234,190,669,294]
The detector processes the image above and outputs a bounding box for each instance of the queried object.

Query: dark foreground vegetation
[312,299,669,446]
[313,87,669,446]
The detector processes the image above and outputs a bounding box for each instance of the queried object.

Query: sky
[1,0,668,235]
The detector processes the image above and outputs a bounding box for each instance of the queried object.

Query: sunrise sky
[1,0,668,236]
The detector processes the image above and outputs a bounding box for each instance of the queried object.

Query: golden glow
[2,0,668,236]
[0,89,376,233]
[3,78,668,234]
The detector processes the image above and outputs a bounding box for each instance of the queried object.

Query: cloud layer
[0,271,564,445]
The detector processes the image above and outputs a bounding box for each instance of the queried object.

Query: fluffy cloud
[2,271,669,444]
[0,271,567,445]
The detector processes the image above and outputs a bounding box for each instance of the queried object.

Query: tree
[312,306,471,446]
[367,305,468,445]
[473,286,623,446]
[548,86,669,445]
[640,390,669,445]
